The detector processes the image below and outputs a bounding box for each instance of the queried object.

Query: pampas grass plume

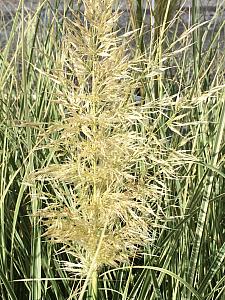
[33,0,191,297]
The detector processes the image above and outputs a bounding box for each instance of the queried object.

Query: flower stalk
[90,270,98,300]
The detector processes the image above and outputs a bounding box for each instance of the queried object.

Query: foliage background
[0,0,225,299]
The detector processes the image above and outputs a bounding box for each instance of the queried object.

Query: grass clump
[0,0,225,299]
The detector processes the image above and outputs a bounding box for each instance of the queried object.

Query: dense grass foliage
[0,0,225,299]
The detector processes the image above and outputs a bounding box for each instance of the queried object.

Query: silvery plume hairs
[33,0,187,295]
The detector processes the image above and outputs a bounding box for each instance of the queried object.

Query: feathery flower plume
[33,0,191,297]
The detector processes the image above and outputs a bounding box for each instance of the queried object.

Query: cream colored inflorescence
[34,0,185,276]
